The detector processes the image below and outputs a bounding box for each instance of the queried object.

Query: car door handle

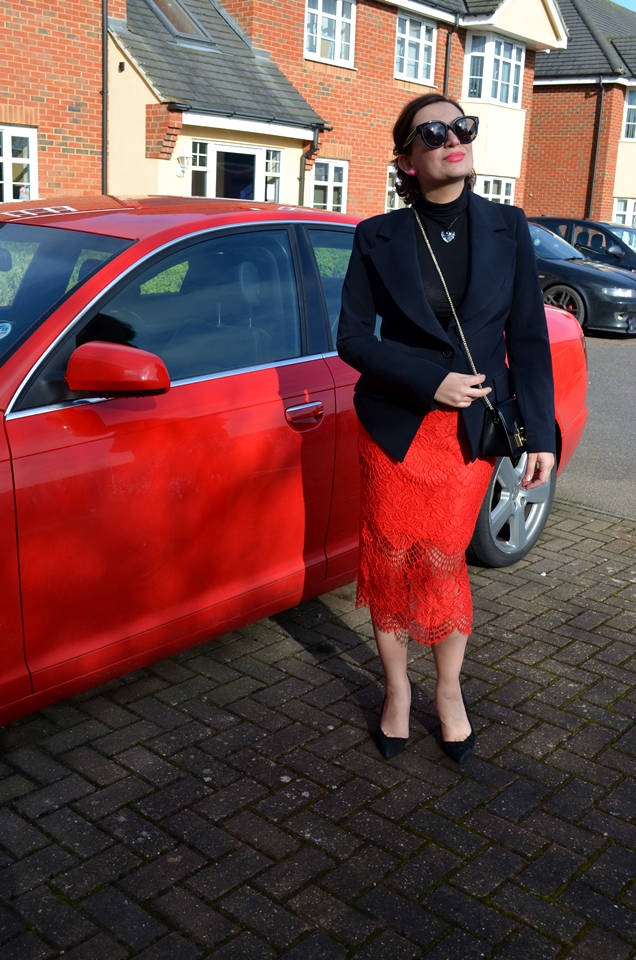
[285,401,324,424]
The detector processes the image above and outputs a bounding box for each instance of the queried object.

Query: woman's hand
[522,452,555,490]
[433,372,492,408]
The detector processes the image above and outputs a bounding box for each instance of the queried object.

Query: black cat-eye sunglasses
[403,116,479,150]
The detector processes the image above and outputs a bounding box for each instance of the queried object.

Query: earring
[408,168,416,176]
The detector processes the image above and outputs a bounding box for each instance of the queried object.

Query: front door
[7,226,336,686]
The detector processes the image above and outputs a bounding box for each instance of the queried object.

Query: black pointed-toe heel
[374,680,413,759]
[441,688,475,764]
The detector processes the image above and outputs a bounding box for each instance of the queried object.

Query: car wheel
[467,453,556,567]
[543,284,586,328]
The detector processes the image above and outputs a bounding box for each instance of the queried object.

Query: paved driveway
[1,502,636,959]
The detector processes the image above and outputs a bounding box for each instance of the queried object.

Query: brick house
[1,0,324,204]
[3,0,568,217]
[0,0,123,200]
[190,0,568,215]
[526,0,636,224]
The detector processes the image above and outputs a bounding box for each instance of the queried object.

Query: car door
[572,223,625,266]
[6,225,336,688]
[303,225,359,580]
[0,425,30,709]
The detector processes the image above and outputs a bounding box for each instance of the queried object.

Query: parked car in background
[528,222,636,334]
[0,197,587,723]
[529,216,636,274]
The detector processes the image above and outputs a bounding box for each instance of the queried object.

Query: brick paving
[1,501,636,958]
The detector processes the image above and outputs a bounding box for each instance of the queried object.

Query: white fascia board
[376,0,456,24]
[534,76,635,86]
[185,113,318,140]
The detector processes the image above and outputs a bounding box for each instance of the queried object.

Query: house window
[624,90,636,139]
[614,198,636,229]
[144,0,216,45]
[465,35,525,106]
[191,141,210,197]
[265,149,282,202]
[190,141,273,201]
[385,167,405,212]
[0,126,37,202]
[305,0,355,67]
[468,36,486,99]
[395,14,434,84]
[475,175,514,204]
[311,160,348,212]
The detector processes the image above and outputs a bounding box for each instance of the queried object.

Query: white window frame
[304,0,356,68]
[613,198,636,228]
[265,149,283,203]
[309,158,348,213]
[463,33,525,107]
[0,125,38,203]
[623,89,636,140]
[394,12,436,86]
[474,175,515,205]
[385,166,406,213]
[189,140,267,201]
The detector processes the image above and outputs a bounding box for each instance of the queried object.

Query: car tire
[543,284,586,329]
[467,453,556,568]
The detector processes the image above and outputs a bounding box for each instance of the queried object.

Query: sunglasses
[403,115,479,150]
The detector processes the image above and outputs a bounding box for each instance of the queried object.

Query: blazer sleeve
[336,220,448,410]
[505,207,557,454]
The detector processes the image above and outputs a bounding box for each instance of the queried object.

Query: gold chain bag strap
[413,208,527,460]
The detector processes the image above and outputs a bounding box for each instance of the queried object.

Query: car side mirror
[608,243,624,257]
[0,248,12,272]
[64,341,170,397]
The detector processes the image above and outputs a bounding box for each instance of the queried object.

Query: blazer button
[442,348,453,359]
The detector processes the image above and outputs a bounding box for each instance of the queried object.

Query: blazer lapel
[459,193,517,326]
[367,209,453,345]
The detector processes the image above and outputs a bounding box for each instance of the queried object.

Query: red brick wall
[145,104,183,159]
[525,83,623,220]
[223,0,469,216]
[0,0,109,197]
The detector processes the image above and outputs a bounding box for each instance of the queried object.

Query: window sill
[462,96,524,111]
[393,74,436,88]
[304,52,357,71]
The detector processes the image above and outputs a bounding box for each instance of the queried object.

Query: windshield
[605,224,636,252]
[0,223,132,369]
[528,223,584,261]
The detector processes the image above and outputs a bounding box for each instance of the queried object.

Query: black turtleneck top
[413,188,469,328]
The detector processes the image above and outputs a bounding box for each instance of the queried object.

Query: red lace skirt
[357,409,495,646]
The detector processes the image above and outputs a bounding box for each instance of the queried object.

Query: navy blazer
[336,192,556,462]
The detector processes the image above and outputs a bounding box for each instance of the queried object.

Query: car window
[0,223,131,369]
[307,228,354,345]
[528,223,584,261]
[16,228,302,411]
[573,224,612,256]
[606,225,636,252]
[541,220,569,240]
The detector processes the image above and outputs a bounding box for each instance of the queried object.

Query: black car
[529,216,636,274]
[528,222,636,334]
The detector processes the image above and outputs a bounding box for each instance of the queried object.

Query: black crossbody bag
[413,209,527,460]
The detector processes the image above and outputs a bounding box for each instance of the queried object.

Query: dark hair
[392,93,476,205]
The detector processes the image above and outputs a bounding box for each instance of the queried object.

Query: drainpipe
[444,14,461,96]
[299,127,320,206]
[587,77,604,219]
[102,0,108,195]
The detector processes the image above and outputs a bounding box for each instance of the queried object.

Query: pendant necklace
[440,215,461,243]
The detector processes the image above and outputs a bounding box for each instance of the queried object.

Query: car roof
[0,195,360,240]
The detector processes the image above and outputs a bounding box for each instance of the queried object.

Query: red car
[0,197,587,724]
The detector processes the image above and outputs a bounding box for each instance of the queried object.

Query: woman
[337,93,555,762]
